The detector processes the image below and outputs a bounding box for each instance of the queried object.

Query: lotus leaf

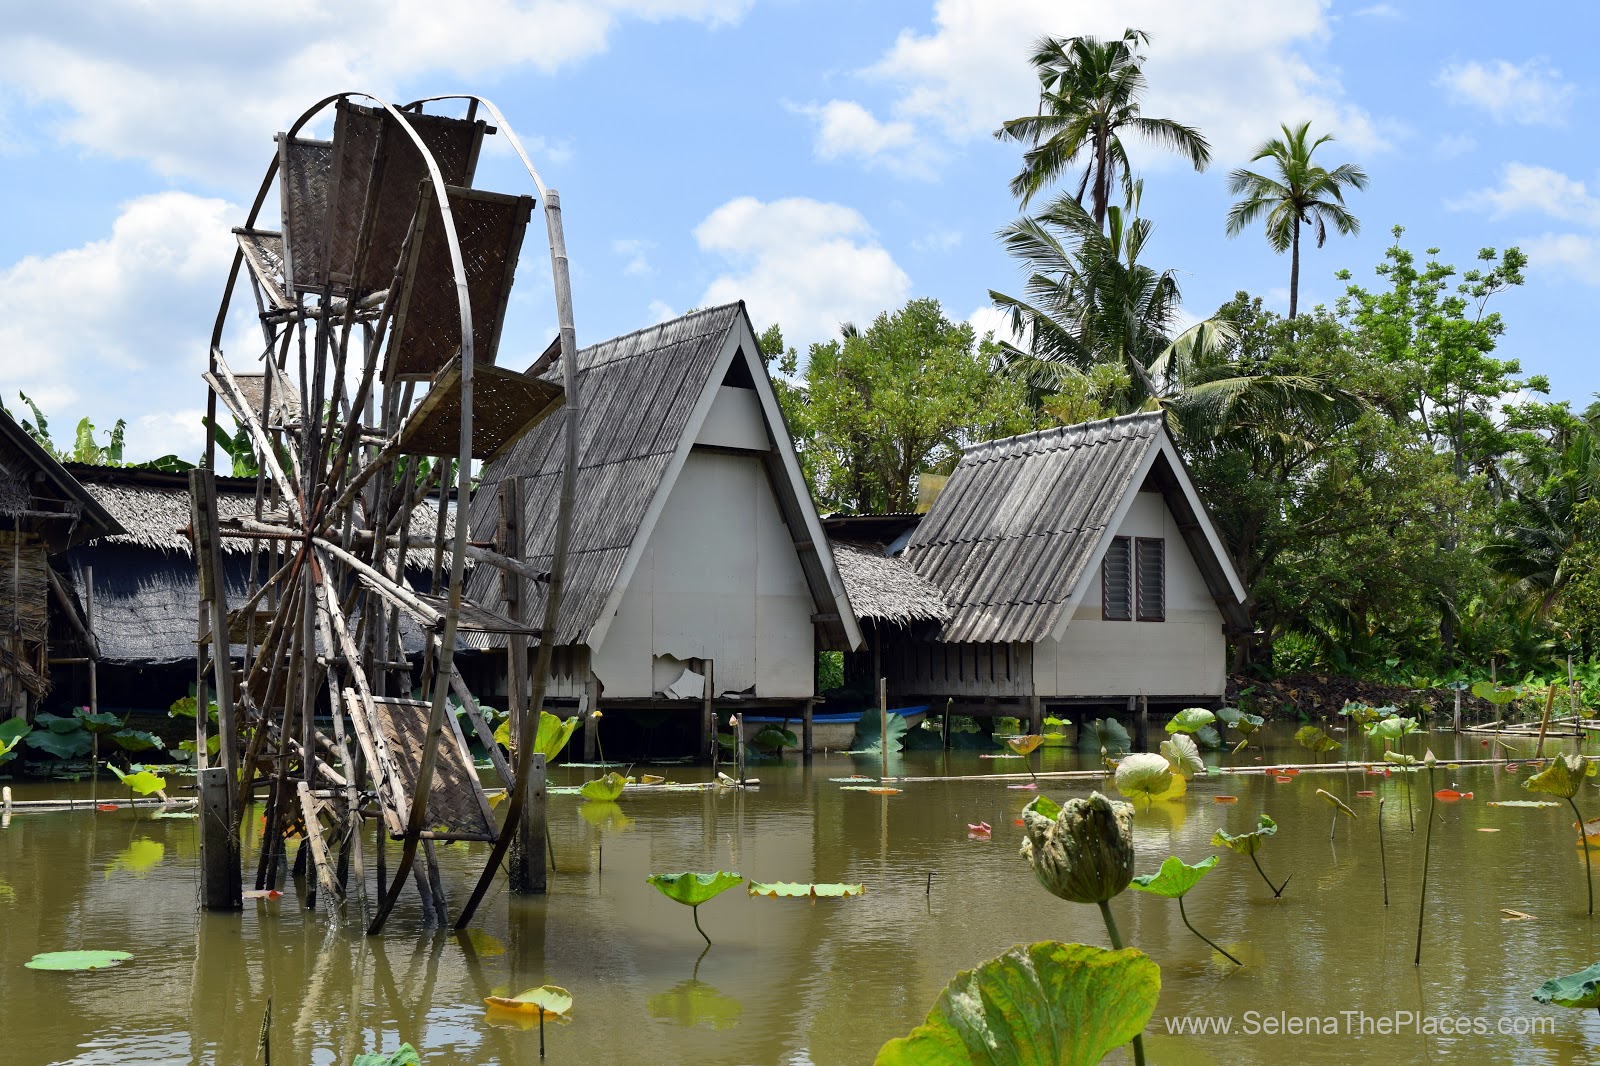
[647,979,743,1030]
[1019,792,1134,904]
[1214,707,1242,727]
[1211,815,1278,856]
[1007,735,1044,757]
[1524,753,1596,799]
[1532,962,1600,1009]
[34,712,84,735]
[1366,716,1419,741]
[1472,680,1520,705]
[25,728,92,759]
[1076,718,1131,755]
[850,711,910,755]
[747,881,865,899]
[74,709,124,735]
[351,1046,421,1066]
[1382,751,1419,767]
[1488,800,1559,808]
[1165,708,1215,735]
[1160,735,1205,778]
[24,950,132,971]
[110,729,164,752]
[750,727,797,753]
[492,710,580,762]
[1316,789,1356,818]
[108,765,168,796]
[0,717,32,744]
[1232,712,1264,735]
[874,942,1160,1066]
[1129,855,1218,899]
[1114,752,1173,801]
[579,771,628,802]
[1339,703,1385,726]
[485,985,573,1017]
[1192,725,1224,750]
[1294,725,1340,754]
[647,871,744,908]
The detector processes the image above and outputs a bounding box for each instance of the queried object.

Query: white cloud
[1353,4,1401,17]
[1453,164,1600,225]
[840,0,1383,175]
[694,196,911,346]
[791,99,939,178]
[613,238,654,276]
[0,191,237,462]
[1523,234,1600,285]
[0,0,753,184]
[647,299,677,323]
[968,305,1022,348]
[912,228,963,253]
[1436,58,1574,125]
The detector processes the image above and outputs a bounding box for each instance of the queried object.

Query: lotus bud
[1019,791,1135,904]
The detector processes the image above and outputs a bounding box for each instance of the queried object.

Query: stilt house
[830,412,1249,729]
[462,303,861,754]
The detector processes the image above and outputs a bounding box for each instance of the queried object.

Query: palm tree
[989,187,1180,406]
[1482,427,1599,618]
[1225,121,1368,319]
[995,29,1210,223]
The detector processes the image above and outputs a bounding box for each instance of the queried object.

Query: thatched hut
[0,409,122,716]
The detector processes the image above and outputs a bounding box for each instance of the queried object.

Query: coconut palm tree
[995,29,1210,223]
[1225,121,1368,319]
[989,187,1180,406]
[1482,426,1599,617]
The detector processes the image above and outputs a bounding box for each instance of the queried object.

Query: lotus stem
[538,1009,545,1059]
[1378,798,1389,907]
[1405,774,1414,832]
[1178,894,1242,966]
[1096,900,1146,1066]
[1249,852,1288,898]
[1414,764,1436,966]
[1567,796,1594,917]
[692,903,711,947]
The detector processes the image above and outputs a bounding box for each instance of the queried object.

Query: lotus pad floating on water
[1533,962,1600,1009]
[579,771,628,802]
[747,881,865,899]
[25,950,132,971]
[485,984,573,1018]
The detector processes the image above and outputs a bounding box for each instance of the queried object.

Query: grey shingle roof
[903,412,1168,644]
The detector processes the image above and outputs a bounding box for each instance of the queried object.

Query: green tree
[768,299,1038,513]
[1482,424,1598,619]
[995,28,1210,220]
[1225,121,1368,319]
[989,189,1180,406]
[0,392,195,471]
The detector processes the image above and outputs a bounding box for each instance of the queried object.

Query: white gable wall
[588,442,816,700]
[1032,490,1227,698]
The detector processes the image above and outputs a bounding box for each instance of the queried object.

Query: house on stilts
[460,302,861,759]
[828,411,1249,737]
[0,408,123,718]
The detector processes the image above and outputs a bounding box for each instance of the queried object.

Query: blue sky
[0,0,1593,461]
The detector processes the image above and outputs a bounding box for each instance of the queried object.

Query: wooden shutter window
[1102,536,1132,620]
[1136,537,1165,622]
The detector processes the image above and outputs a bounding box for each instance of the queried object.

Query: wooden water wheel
[193,94,580,933]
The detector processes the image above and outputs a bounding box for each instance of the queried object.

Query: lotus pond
[4,722,1600,1065]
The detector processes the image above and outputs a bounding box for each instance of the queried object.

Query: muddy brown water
[3,724,1600,1065]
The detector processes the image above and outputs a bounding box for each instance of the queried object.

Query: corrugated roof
[903,412,1166,643]
[465,304,746,646]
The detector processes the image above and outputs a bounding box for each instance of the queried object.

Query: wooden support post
[509,754,548,894]
[1453,687,1462,733]
[199,767,242,911]
[84,566,97,722]
[1138,695,1149,749]
[702,658,716,767]
[942,697,953,751]
[802,698,815,760]
[191,470,242,912]
[879,676,889,782]
[1572,656,1582,740]
[1027,694,1043,736]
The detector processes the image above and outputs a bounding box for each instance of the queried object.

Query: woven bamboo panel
[234,228,292,310]
[370,696,495,841]
[384,186,534,381]
[277,136,333,296]
[323,101,382,292]
[348,107,486,294]
[395,359,563,462]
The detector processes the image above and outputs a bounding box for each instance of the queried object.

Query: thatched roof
[829,539,950,626]
[65,464,450,567]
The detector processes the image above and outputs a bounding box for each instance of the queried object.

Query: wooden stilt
[199,767,243,911]
[1027,694,1043,736]
[802,698,815,760]
[702,658,716,766]
[191,470,242,911]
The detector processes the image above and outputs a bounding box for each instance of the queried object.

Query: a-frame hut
[0,409,122,717]
[462,303,861,757]
[833,412,1248,733]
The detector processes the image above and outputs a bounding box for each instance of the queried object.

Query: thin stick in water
[1378,797,1389,907]
[1414,763,1437,966]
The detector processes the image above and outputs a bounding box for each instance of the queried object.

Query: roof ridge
[959,410,1165,461]
[575,302,743,362]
